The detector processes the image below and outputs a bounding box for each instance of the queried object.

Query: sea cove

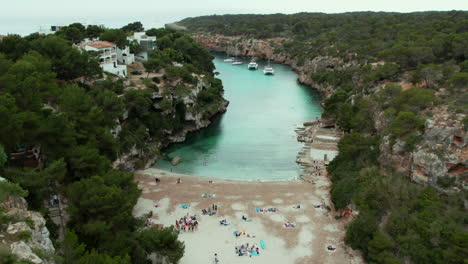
[156,55,322,180]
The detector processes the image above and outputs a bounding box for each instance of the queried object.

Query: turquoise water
[155,55,322,180]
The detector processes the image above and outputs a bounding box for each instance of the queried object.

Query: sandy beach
[133,168,363,264]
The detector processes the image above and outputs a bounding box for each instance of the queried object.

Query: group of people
[175,215,199,231]
[309,160,325,176]
[235,243,260,257]
[234,231,255,238]
[202,204,218,216]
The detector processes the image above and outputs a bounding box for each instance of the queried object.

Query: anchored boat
[263,59,274,75]
[247,60,258,70]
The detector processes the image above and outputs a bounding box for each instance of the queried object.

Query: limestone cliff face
[379,107,467,192]
[113,76,228,170]
[194,33,467,191]
[1,180,55,264]
[193,34,357,97]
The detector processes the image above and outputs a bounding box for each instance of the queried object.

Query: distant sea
[0,15,182,36]
[0,9,261,36]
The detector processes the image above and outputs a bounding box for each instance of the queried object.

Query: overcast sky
[1,0,467,35]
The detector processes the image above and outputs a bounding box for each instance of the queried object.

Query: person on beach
[214,253,219,263]
[176,178,182,184]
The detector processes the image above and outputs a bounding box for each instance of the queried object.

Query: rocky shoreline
[190,33,467,192]
[192,33,358,99]
[113,77,230,171]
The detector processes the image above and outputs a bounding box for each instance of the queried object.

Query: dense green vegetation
[0,22,222,263]
[179,12,468,263]
[179,12,468,64]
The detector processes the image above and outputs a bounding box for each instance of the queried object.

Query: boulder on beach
[171,156,183,166]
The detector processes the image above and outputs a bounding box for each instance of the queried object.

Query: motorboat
[263,59,274,75]
[232,60,243,65]
[224,48,235,62]
[247,60,258,70]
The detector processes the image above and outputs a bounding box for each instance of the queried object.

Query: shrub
[25,217,35,230]
[17,230,32,242]
[437,176,456,188]
[152,77,160,84]
[0,248,18,264]
[390,112,425,137]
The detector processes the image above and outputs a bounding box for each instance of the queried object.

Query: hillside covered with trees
[176,12,468,264]
[0,22,225,263]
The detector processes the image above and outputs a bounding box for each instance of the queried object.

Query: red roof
[86,41,116,49]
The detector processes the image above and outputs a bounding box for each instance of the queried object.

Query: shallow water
[155,55,322,180]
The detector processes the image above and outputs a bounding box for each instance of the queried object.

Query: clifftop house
[127,32,157,61]
[81,41,128,77]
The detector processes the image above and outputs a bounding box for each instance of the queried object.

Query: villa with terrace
[81,40,128,77]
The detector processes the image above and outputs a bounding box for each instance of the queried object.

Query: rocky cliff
[380,107,467,192]
[192,33,467,192]
[192,34,358,97]
[113,75,228,170]
[0,178,56,264]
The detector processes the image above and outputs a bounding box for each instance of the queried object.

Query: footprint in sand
[252,201,264,206]
[296,215,310,223]
[323,224,339,233]
[273,198,284,204]
[299,229,314,244]
[269,214,286,222]
[231,203,246,210]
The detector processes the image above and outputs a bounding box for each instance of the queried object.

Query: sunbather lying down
[255,207,278,212]
[327,245,337,251]
[234,231,256,238]
[284,222,296,228]
[219,219,230,226]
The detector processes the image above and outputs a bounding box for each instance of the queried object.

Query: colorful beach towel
[255,208,278,213]
[201,194,216,198]
[260,240,266,249]
[179,204,190,209]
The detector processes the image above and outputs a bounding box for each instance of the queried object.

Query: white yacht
[232,60,243,65]
[223,49,235,62]
[247,60,258,70]
[263,59,274,75]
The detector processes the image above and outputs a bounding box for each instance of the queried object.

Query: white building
[116,46,135,65]
[127,32,157,61]
[82,41,127,77]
